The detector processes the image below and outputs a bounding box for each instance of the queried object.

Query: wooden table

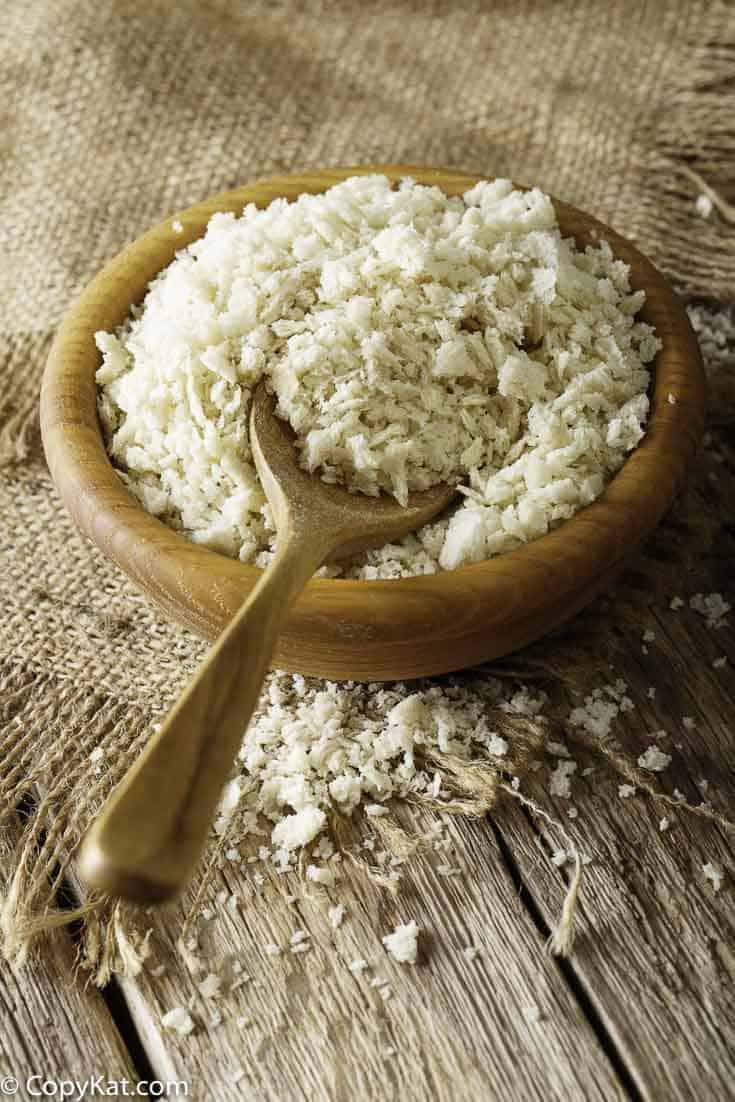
[1,578,733,1101]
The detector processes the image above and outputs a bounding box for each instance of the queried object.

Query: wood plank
[0,814,138,1086]
[115,810,626,1102]
[492,602,735,1102]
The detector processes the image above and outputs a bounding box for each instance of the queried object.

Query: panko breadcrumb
[95,175,657,578]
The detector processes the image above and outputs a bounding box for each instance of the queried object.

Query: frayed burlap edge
[634,8,735,303]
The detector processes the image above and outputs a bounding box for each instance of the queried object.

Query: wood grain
[40,165,706,681]
[494,601,735,1101]
[114,811,626,1102]
[0,816,137,1087]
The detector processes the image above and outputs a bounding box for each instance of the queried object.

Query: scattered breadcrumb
[271,807,327,850]
[437,864,462,878]
[366,804,390,817]
[263,943,281,956]
[670,596,685,610]
[549,759,577,799]
[695,194,713,218]
[523,1005,542,1025]
[382,921,419,964]
[172,219,184,233]
[690,592,730,628]
[328,904,345,929]
[198,973,222,998]
[618,784,636,799]
[546,740,571,758]
[713,656,728,669]
[463,947,481,962]
[682,716,696,731]
[569,681,633,739]
[667,392,677,405]
[161,1007,195,1036]
[702,862,724,893]
[306,864,336,886]
[637,746,672,772]
[487,734,509,757]
[659,817,671,832]
[348,959,369,974]
[642,629,656,642]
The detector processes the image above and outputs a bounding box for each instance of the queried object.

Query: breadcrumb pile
[95,175,658,576]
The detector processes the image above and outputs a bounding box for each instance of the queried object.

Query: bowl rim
[40,164,706,679]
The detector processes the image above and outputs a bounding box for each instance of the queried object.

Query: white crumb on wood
[198,973,222,998]
[366,804,390,817]
[328,904,345,929]
[437,864,462,877]
[637,746,672,772]
[487,734,509,757]
[546,740,570,758]
[549,760,577,798]
[348,959,369,974]
[690,592,730,628]
[271,807,327,849]
[695,194,713,218]
[382,921,420,964]
[161,1007,195,1036]
[702,863,724,893]
[618,784,636,799]
[306,864,335,886]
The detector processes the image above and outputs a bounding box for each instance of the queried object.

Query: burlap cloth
[1,0,733,978]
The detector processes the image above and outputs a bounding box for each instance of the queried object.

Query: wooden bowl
[40,165,705,681]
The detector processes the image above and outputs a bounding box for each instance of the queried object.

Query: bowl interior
[40,165,706,681]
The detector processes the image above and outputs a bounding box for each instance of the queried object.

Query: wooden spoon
[77,383,455,903]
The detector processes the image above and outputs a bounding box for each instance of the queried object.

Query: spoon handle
[78,529,331,903]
